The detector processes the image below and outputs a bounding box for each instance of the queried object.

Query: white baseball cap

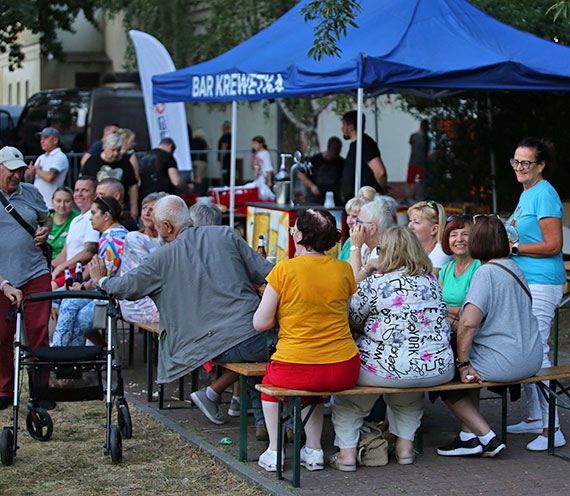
[0,146,27,170]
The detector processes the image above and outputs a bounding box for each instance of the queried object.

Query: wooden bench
[256,364,570,488]
[216,362,267,462]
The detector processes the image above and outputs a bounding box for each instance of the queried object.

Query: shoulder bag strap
[487,261,532,301]
[0,192,37,238]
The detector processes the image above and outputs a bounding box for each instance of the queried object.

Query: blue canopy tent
[153,0,570,222]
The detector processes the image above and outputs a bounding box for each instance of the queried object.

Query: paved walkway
[119,330,570,495]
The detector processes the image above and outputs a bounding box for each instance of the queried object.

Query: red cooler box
[209,186,260,214]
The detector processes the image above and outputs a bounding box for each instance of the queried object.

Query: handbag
[356,421,389,466]
[0,193,53,269]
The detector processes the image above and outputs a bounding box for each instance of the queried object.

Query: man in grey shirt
[0,146,52,410]
[89,195,275,425]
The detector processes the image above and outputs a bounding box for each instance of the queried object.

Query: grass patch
[0,398,265,496]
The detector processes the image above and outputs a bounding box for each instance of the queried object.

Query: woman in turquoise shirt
[505,138,566,452]
[439,215,480,332]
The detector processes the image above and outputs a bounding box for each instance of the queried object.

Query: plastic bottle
[74,261,83,284]
[275,154,291,181]
[257,235,267,258]
[64,267,73,289]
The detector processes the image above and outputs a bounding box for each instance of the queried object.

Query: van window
[16,89,91,155]
[89,88,150,151]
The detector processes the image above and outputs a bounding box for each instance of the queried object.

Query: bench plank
[256,364,570,398]
[216,362,266,376]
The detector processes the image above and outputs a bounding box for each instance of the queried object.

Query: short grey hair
[142,191,168,206]
[190,202,222,226]
[360,196,396,233]
[103,133,123,149]
[153,195,190,227]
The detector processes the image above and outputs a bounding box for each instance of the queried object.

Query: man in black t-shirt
[82,133,139,217]
[339,110,388,204]
[299,136,344,205]
[138,138,192,203]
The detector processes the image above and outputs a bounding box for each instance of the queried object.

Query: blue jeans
[52,299,95,347]
[214,328,277,425]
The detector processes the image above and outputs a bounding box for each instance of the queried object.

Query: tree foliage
[0,2,100,70]
[298,0,361,60]
[401,0,570,210]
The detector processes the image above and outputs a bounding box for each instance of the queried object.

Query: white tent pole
[230,101,237,228]
[354,87,364,196]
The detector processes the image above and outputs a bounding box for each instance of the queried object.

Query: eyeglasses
[425,200,439,223]
[510,158,539,170]
[356,219,373,225]
[473,214,502,224]
[446,213,471,222]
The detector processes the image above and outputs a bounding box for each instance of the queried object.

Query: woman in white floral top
[330,226,454,469]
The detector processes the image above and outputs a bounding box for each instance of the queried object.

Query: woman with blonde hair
[338,186,376,261]
[330,226,453,469]
[117,128,140,185]
[408,200,452,276]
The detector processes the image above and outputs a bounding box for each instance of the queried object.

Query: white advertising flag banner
[129,30,192,171]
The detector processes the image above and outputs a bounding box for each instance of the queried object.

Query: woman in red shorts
[253,208,361,472]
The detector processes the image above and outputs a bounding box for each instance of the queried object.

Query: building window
[8,84,12,105]
[75,73,100,88]
[25,81,29,101]
[16,82,20,105]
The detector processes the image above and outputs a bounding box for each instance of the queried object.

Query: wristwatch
[456,359,470,369]
[511,243,519,256]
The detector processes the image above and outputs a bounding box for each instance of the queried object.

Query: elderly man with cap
[0,146,52,410]
[25,127,69,209]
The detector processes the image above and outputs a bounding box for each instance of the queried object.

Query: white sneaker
[526,430,566,451]
[507,419,542,434]
[257,448,285,472]
[300,446,324,471]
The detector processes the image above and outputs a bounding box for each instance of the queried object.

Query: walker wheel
[26,408,53,441]
[1,427,14,466]
[117,401,132,439]
[110,425,122,463]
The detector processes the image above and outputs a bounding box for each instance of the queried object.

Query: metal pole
[373,96,379,144]
[230,101,237,228]
[487,93,498,213]
[354,88,364,197]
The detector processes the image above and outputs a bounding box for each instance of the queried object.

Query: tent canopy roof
[153,0,570,103]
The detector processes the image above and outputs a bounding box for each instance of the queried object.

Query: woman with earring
[52,196,128,347]
[505,138,566,451]
[408,200,452,277]
[254,209,360,473]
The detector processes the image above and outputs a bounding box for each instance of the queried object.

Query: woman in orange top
[254,208,360,473]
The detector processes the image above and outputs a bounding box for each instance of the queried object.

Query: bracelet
[360,267,372,277]
[350,245,361,252]
[456,359,470,369]
[0,280,11,291]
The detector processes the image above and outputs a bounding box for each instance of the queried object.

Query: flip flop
[395,451,416,465]
[328,452,357,472]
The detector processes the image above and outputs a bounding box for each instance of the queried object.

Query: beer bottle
[64,267,73,289]
[257,235,267,258]
[74,261,83,284]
